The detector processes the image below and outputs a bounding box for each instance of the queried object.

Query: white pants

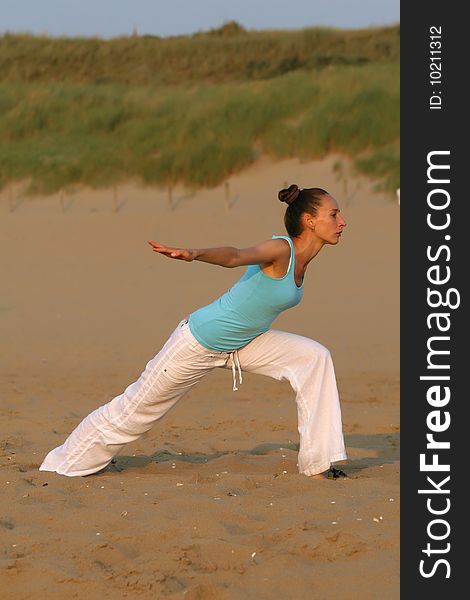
[39,319,347,477]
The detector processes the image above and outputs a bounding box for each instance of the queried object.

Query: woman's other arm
[147,239,289,268]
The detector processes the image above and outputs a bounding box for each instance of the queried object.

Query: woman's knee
[301,338,332,364]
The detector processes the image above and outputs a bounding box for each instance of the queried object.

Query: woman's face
[311,195,347,245]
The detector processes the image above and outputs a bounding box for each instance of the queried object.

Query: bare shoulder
[256,237,290,257]
[235,237,290,267]
[254,237,291,274]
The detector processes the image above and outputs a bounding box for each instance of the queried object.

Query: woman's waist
[187,312,271,352]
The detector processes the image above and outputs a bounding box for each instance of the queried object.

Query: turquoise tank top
[188,235,304,351]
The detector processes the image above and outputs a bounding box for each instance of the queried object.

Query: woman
[40,184,348,479]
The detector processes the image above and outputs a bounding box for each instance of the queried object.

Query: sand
[0,156,399,599]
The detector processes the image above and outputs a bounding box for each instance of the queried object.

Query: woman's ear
[303,212,316,231]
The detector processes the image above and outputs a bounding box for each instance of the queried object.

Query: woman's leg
[232,329,347,477]
[39,321,214,477]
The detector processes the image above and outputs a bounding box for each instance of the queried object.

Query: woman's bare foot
[309,467,347,479]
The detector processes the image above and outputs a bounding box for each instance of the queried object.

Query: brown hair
[278,184,329,237]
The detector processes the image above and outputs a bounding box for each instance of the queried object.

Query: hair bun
[278,184,301,205]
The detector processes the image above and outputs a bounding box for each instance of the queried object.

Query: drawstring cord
[230,350,243,391]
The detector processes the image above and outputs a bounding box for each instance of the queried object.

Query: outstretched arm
[147,239,289,269]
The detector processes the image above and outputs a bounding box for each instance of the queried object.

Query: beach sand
[1,156,399,599]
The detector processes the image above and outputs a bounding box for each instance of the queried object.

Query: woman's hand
[148,241,196,261]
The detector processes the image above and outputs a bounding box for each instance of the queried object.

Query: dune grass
[0,24,399,85]
[0,25,399,194]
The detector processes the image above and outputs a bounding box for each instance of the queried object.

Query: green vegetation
[0,24,399,194]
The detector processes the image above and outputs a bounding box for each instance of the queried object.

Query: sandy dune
[1,156,399,599]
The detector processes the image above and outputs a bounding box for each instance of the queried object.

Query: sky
[1,1,400,38]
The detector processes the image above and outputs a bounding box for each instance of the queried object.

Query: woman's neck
[291,233,325,269]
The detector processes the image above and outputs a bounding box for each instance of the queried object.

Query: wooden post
[224,181,230,212]
[10,186,27,212]
[168,185,173,208]
[113,185,117,213]
[8,185,26,213]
